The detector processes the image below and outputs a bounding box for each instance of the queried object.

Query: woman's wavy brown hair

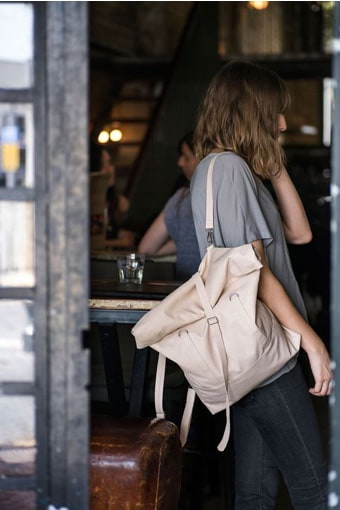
[194,60,290,178]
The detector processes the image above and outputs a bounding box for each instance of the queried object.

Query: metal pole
[330,3,340,508]
[46,2,89,508]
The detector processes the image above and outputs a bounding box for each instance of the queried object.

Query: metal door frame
[0,3,89,508]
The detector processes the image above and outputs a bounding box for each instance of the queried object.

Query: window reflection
[0,202,35,287]
[0,103,34,189]
[0,3,33,89]
[0,301,34,383]
[0,396,35,476]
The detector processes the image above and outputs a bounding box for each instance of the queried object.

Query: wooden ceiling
[89,2,193,131]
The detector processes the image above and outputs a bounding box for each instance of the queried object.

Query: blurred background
[88,1,334,337]
[0,2,336,509]
[87,3,335,509]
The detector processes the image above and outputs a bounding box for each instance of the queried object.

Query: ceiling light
[98,130,109,144]
[110,129,123,142]
[248,1,269,10]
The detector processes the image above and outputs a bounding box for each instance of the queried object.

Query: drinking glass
[117,253,145,284]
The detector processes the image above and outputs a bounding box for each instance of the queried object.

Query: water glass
[117,253,145,284]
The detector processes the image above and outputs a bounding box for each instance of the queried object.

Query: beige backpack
[132,154,301,451]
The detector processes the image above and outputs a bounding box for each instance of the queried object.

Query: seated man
[138,133,201,281]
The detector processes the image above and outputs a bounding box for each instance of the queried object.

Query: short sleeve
[215,155,273,248]
[163,188,185,241]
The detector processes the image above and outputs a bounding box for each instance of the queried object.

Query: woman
[138,133,201,280]
[191,61,332,509]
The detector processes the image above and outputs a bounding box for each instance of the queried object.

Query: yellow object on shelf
[1,143,20,173]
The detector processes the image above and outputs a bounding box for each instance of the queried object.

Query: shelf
[90,47,171,79]
[109,118,150,123]
[108,141,141,146]
[221,54,332,79]
[113,97,158,102]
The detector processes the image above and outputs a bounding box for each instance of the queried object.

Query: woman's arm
[138,212,176,256]
[154,239,177,256]
[253,239,332,396]
[270,168,312,244]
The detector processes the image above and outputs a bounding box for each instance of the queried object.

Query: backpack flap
[132,243,262,350]
[132,274,206,349]
[200,243,263,311]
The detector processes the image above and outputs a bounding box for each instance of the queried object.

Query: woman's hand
[253,239,333,397]
[305,342,333,396]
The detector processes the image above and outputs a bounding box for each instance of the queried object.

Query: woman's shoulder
[164,186,188,210]
[216,151,251,173]
[196,151,248,169]
[195,151,255,187]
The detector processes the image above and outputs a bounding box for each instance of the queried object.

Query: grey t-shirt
[163,187,201,281]
[190,152,306,385]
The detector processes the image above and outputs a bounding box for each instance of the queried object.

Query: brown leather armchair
[90,415,182,510]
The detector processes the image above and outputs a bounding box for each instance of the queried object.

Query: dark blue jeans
[232,362,327,509]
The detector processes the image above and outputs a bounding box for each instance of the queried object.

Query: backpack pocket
[221,293,271,375]
[181,329,211,374]
[229,293,269,346]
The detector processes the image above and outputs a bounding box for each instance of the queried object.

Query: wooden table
[91,250,176,264]
[89,280,180,417]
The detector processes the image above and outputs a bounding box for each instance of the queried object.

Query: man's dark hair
[177,131,194,155]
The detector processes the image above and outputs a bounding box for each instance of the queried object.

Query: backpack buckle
[207,229,215,245]
[207,316,218,326]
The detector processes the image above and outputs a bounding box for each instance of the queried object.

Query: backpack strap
[192,273,228,379]
[179,387,196,446]
[206,153,224,245]
[155,352,166,419]
[154,288,230,450]
[192,272,231,451]
[155,351,197,447]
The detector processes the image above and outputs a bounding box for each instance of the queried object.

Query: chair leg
[98,323,127,416]
[128,346,149,416]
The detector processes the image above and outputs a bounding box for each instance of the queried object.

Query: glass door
[0,4,39,508]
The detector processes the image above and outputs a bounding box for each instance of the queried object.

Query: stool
[90,415,182,510]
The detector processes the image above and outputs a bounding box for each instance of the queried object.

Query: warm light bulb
[248,1,269,10]
[110,129,123,142]
[98,130,109,143]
